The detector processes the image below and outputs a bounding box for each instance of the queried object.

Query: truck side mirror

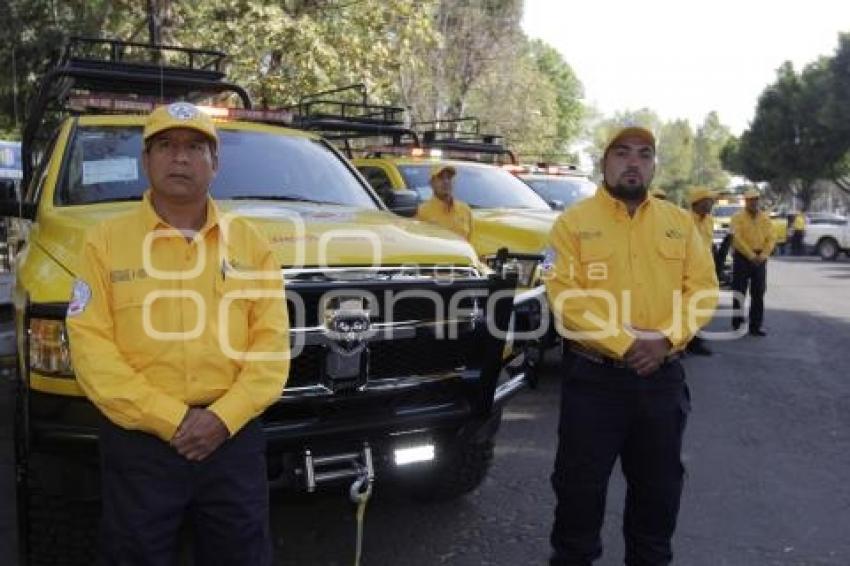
[385,189,419,218]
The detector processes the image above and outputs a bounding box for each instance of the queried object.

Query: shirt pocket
[656,238,686,281]
[215,275,255,358]
[579,239,614,264]
[111,283,166,358]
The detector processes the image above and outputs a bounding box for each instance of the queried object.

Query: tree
[464,45,560,159]
[654,119,694,203]
[527,39,584,150]
[692,111,731,190]
[175,0,437,107]
[823,32,850,194]
[722,60,842,210]
[0,1,144,138]
[0,0,587,161]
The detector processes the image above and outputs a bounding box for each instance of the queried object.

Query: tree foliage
[0,0,587,160]
[722,34,850,210]
[692,111,731,190]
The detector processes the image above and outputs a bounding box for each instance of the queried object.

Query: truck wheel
[22,455,99,566]
[409,439,494,502]
[817,238,839,261]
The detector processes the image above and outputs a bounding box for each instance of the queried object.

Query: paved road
[3,256,849,565]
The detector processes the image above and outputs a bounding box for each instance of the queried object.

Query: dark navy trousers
[97,417,272,566]
[550,355,691,566]
[731,251,767,331]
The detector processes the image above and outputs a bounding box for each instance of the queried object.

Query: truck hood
[470,208,560,257]
[35,201,480,277]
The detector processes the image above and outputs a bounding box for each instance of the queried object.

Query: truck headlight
[29,319,74,377]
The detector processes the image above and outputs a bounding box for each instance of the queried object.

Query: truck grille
[285,334,472,390]
[287,292,478,327]
[280,269,493,395]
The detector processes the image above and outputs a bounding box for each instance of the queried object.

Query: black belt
[569,344,681,369]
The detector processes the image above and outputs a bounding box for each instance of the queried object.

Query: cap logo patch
[167,102,199,120]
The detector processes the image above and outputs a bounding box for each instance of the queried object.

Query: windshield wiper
[228,195,335,205]
[78,195,143,204]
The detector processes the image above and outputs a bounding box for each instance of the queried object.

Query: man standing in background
[687,186,717,356]
[730,188,775,336]
[415,164,474,241]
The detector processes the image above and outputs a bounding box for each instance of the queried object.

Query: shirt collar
[595,185,653,216]
[141,190,221,236]
[430,195,455,211]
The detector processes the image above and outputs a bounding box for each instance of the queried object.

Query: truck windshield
[56,126,378,209]
[398,163,550,210]
[521,175,596,207]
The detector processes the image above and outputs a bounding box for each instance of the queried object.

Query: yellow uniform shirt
[545,187,719,359]
[691,211,714,250]
[67,192,290,441]
[730,210,776,260]
[773,218,788,244]
[793,213,806,231]
[415,197,474,240]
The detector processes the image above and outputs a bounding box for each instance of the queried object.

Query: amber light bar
[67,95,294,125]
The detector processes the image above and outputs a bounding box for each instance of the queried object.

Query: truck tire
[817,238,839,261]
[409,439,494,502]
[22,454,99,566]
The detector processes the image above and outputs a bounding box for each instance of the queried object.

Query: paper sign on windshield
[82,158,138,185]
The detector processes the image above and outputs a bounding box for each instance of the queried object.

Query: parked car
[803,214,850,260]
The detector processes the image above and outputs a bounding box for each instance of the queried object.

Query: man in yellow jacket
[67,103,289,565]
[545,126,718,565]
[415,164,474,241]
[730,188,775,335]
[686,186,717,355]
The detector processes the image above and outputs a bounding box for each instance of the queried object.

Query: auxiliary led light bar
[393,444,436,466]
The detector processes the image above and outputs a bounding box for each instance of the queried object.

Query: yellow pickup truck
[1,38,536,566]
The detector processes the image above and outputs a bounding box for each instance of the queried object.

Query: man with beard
[544,126,718,565]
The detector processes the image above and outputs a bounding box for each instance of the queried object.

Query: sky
[522,0,850,135]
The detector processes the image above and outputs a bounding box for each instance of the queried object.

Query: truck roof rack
[413,118,517,165]
[293,84,419,155]
[22,37,252,187]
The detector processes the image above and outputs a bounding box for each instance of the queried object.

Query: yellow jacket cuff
[151,396,189,442]
[208,386,255,436]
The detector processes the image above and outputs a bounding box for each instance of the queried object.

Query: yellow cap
[143,102,218,147]
[688,186,716,204]
[650,187,667,199]
[430,164,457,179]
[603,126,656,156]
[743,187,761,199]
